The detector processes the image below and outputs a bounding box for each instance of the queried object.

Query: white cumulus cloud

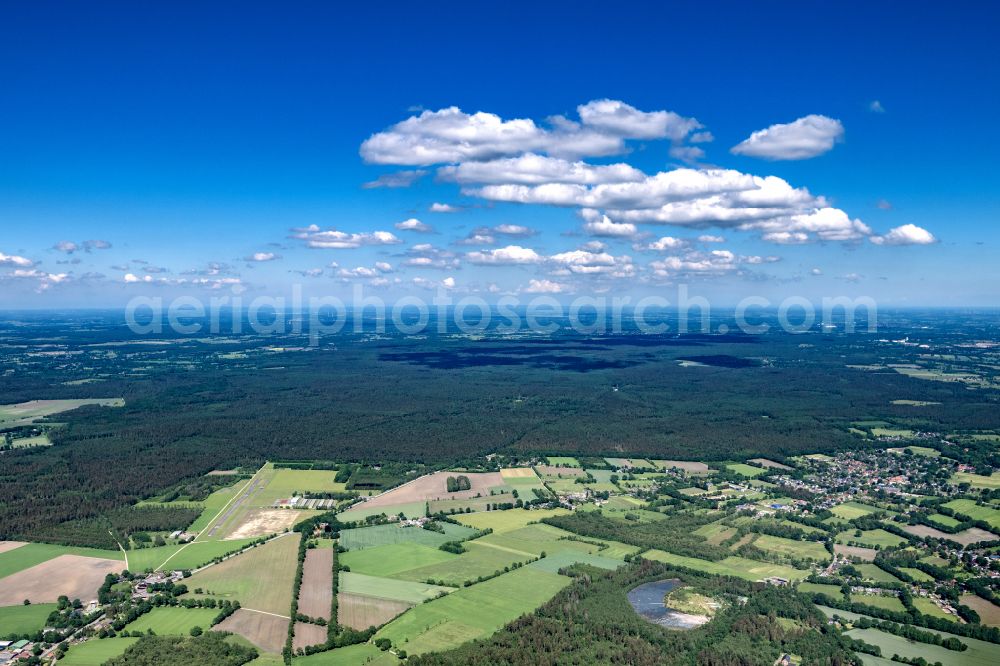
[731,115,844,160]
[870,224,937,246]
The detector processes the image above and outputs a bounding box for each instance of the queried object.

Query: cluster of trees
[27,505,201,550]
[103,632,258,666]
[446,475,471,492]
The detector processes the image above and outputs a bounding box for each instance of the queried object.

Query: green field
[292,643,397,665]
[853,564,901,584]
[642,549,807,581]
[849,594,906,613]
[339,572,453,603]
[0,543,124,579]
[127,537,257,572]
[124,606,220,634]
[394,542,532,586]
[339,522,476,551]
[453,508,569,534]
[59,638,140,665]
[337,501,427,523]
[185,535,298,614]
[528,551,623,574]
[545,457,581,467]
[913,597,952,619]
[951,471,1000,490]
[847,626,1000,666]
[725,463,767,478]
[254,468,347,506]
[835,529,907,549]
[753,535,830,562]
[927,513,963,529]
[473,524,603,559]
[943,499,1000,530]
[887,445,940,457]
[0,603,59,637]
[829,501,885,520]
[340,543,457,578]
[899,567,935,582]
[797,582,842,598]
[375,566,569,655]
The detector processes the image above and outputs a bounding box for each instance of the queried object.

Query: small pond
[627,579,710,629]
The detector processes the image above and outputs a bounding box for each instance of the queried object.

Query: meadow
[912,597,951,620]
[798,582,842,598]
[393,542,533,587]
[340,543,456,578]
[123,606,220,634]
[58,638,140,666]
[338,522,476,551]
[835,529,907,549]
[339,571,453,604]
[375,566,569,655]
[753,534,830,561]
[950,471,1000,490]
[642,549,807,581]
[545,456,581,467]
[453,508,569,533]
[828,502,885,520]
[724,463,767,478]
[848,594,906,613]
[943,499,1000,530]
[853,564,901,584]
[0,603,58,637]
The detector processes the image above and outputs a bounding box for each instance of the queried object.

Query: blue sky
[1,1,998,308]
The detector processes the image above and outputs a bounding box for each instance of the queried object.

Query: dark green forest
[2,313,999,541]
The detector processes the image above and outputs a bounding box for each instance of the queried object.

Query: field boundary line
[241,607,291,620]
[155,461,269,571]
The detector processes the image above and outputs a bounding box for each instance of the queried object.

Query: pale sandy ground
[361,471,505,508]
[0,554,125,605]
[900,523,997,546]
[226,508,303,540]
[0,541,27,555]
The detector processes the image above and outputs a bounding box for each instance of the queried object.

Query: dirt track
[0,554,125,605]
